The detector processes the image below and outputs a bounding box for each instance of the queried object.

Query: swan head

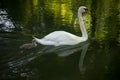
[78,6,88,14]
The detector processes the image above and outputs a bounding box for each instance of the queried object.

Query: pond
[0,0,120,80]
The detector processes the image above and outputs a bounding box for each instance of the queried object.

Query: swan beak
[85,8,90,14]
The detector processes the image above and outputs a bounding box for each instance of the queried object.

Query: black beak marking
[85,8,88,12]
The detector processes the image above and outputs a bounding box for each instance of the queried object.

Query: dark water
[0,0,120,80]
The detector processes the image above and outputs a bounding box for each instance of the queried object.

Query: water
[0,0,120,80]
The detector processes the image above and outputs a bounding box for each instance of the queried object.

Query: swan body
[33,31,87,46]
[33,6,88,46]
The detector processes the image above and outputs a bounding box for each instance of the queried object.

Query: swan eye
[84,8,88,12]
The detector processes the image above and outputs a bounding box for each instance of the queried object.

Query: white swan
[33,6,89,46]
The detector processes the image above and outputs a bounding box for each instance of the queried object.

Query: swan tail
[32,36,58,46]
[32,36,41,43]
[32,36,36,39]
[32,36,47,45]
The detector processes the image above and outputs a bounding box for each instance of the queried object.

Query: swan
[33,6,89,46]
[20,39,37,49]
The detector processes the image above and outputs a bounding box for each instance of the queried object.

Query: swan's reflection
[79,43,89,73]
[7,41,90,74]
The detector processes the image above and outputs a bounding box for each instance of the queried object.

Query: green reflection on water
[90,0,120,44]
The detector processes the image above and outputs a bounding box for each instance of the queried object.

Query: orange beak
[85,8,90,14]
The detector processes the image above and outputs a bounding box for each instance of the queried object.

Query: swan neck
[78,12,88,40]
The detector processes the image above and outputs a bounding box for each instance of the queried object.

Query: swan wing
[42,31,82,45]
